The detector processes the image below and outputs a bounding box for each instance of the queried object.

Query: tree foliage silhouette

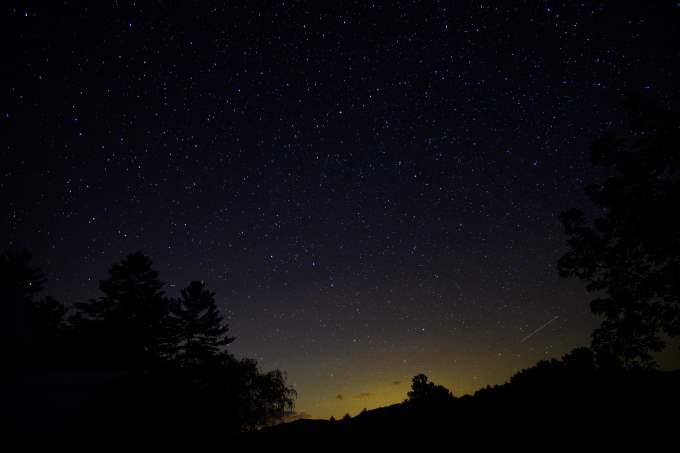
[29,295,68,365]
[2,250,67,371]
[406,374,453,402]
[2,250,45,340]
[31,296,67,335]
[73,252,175,370]
[0,250,299,434]
[237,358,297,429]
[171,280,234,369]
[559,96,680,368]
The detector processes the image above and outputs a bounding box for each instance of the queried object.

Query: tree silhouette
[171,280,234,369]
[30,296,67,335]
[29,295,67,365]
[406,374,453,402]
[559,96,680,367]
[2,250,45,343]
[73,252,175,370]
[1,250,68,371]
[249,367,297,428]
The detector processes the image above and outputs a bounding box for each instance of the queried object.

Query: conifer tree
[171,280,234,368]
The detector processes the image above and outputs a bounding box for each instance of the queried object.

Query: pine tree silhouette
[74,252,174,371]
[171,280,234,369]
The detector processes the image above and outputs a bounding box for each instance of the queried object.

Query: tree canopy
[559,96,680,367]
[406,374,453,403]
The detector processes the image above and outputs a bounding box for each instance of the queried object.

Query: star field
[3,1,679,418]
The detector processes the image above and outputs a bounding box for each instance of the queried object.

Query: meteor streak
[520,316,560,344]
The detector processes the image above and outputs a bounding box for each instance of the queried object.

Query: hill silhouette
[250,95,680,445]
[253,348,679,445]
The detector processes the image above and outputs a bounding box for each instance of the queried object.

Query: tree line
[3,251,295,436]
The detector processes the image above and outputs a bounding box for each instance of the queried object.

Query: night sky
[3,1,679,419]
